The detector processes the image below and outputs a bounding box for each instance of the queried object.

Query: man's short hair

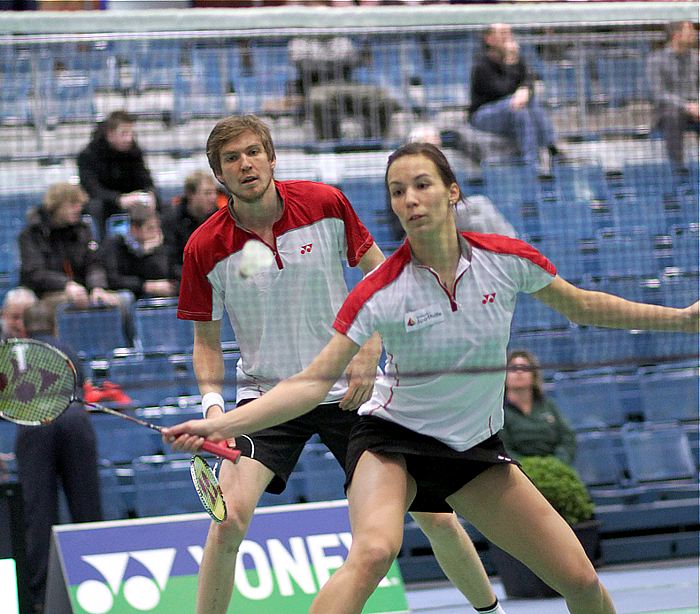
[206,115,276,178]
[128,203,158,228]
[103,110,136,132]
[2,286,37,311]
[184,170,216,197]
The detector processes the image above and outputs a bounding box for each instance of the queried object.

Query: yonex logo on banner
[54,504,408,614]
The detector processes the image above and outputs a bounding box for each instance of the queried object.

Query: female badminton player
[164,142,698,614]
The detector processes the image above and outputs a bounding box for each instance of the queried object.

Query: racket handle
[201,440,242,464]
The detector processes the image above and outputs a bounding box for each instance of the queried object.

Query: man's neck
[231,187,282,240]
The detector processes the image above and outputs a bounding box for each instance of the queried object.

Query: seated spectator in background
[18,182,121,314]
[162,170,218,281]
[469,23,564,167]
[288,22,395,141]
[0,286,37,340]
[500,350,576,465]
[102,204,178,300]
[77,110,159,238]
[16,301,102,614]
[647,21,699,169]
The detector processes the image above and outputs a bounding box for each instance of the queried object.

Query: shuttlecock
[239,239,275,278]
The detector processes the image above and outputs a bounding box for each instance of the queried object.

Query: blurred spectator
[469,23,564,167]
[288,23,396,141]
[102,204,178,300]
[0,286,37,339]
[77,110,159,238]
[500,350,576,465]
[16,301,102,614]
[647,21,699,169]
[162,170,219,281]
[18,182,121,314]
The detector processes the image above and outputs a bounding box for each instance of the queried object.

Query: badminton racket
[190,454,227,523]
[0,338,241,464]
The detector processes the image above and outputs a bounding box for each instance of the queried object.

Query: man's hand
[65,281,90,308]
[89,287,121,306]
[509,86,530,110]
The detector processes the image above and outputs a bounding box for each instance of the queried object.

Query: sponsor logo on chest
[404,303,445,332]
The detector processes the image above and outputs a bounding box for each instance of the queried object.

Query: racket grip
[201,440,242,464]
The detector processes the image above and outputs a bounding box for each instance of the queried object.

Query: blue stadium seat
[620,422,697,483]
[553,370,626,429]
[669,224,699,274]
[165,350,238,401]
[595,228,659,278]
[0,420,17,453]
[91,413,161,465]
[622,161,677,203]
[540,61,581,107]
[608,195,671,237]
[638,364,699,423]
[132,456,205,517]
[482,161,543,207]
[129,39,182,90]
[511,292,569,333]
[508,330,575,370]
[107,353,180,408]
[56,304,129,359]
[44,75,96,125]
[0,77,33,125]
[595,56,647,106]
[662,272,699,307]
[99,464,130,520]
[572,327,638,367]
[530,236,590,282]
[537,199,597,240]
[134,297,193,354]
[172,72,226,124]
[551,161,611,204]
[297,443,346,502]
[574,430,626,488]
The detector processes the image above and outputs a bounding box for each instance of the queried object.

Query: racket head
[190,454,227,523]
[0,338,76,425]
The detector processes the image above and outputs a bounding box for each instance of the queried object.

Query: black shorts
[345,415,518,513]
[234,399,359,494]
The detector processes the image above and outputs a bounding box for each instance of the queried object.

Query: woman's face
[506,355,535,391]
[52,198,84,227]
[386,154,459,238]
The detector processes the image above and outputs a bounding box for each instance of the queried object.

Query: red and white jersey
[178,179,374,402]
[334,232,556,451]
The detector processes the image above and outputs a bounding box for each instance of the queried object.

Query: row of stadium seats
[0,33,666,130]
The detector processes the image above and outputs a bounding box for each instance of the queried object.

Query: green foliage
[520,456,595,525]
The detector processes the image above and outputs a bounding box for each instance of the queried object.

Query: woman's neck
[409,224,461,288]
[506,387,534,413]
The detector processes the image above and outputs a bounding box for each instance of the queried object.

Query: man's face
[188,179,218,220]
[215,131,276,205]
[486,24,515,55]
[106,122,135,152]
[1,300,31,338]
[131,216,161,246]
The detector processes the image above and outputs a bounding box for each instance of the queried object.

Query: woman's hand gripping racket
[190,455,227,523]
[0,338,241,465]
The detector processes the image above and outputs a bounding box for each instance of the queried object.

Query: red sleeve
[334,188,375,267]
[177,240,214,321]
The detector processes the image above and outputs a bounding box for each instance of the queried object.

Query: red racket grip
[201,440,242,464]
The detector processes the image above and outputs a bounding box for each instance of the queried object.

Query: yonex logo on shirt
[482,292,496,304]
[300,243,313,254]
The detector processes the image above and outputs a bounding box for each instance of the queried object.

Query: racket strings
[0,340,75,425]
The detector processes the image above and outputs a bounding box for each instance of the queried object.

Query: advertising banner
[47,500,408,613]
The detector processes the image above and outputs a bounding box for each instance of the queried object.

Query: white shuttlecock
[239,239,275,278]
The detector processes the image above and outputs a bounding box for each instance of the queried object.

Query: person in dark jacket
[77,110,159,238]
[501,349,576,465]
[102,204,178,300]
[18,182,121,313]
[469,24,563,167]
[161,170,218,281]
[15,300,102,614]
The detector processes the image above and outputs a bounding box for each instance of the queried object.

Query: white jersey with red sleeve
[334,232,557,451]
[178,179,374,403]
